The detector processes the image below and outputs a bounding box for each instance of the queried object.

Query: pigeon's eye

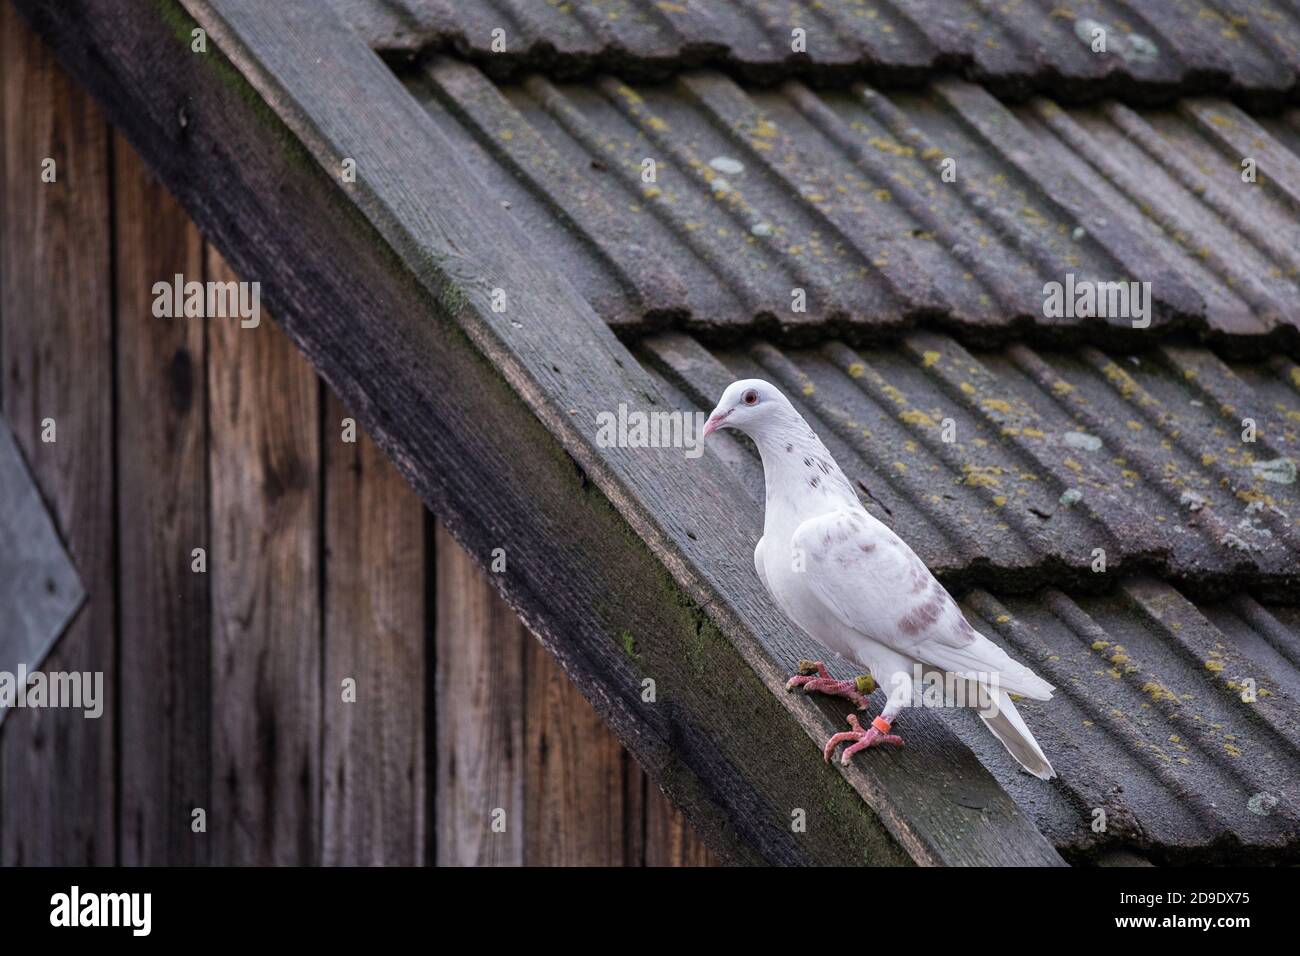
[742,389,759,406]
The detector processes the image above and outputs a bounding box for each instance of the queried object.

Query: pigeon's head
[703,379,794,440]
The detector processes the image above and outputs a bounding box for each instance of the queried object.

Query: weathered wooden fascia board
[18,0,1063,864]
[0,417,86,726]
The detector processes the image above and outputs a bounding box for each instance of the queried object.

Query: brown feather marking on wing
[898,593,944,636]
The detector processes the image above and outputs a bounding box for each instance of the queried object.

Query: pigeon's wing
[753,536,770,594]
[792,509,1053,698]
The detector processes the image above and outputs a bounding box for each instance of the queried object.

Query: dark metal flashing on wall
[0,417,86,726]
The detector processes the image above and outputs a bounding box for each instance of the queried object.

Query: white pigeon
[703,379,1056,779]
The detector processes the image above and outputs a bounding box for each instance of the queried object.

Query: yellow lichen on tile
[1102,361,1137,398]
[1142,682,1178,704]
[867,136,914,157]
[962,464,1003,488]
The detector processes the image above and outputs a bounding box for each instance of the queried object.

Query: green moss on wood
[618,629,639,663]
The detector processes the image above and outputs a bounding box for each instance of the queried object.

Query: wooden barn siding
[0,7,716,867]
[0,1,115,865]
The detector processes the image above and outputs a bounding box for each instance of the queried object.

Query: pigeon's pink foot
[823,714,905,765]
[785,659,874,710]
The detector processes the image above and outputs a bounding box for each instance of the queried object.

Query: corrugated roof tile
[641,331,1300,591]
[954,579,1299,861]
[409,62,1300,347]
[334,0,1300,105]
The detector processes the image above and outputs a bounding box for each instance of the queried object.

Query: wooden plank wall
[114,123,209,866]
[0,5,716,867]
[0,0,115,865]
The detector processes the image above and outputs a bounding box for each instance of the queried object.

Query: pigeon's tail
[980,690,1055,780]
[922,630,1055,700]
[999,665,1054,701]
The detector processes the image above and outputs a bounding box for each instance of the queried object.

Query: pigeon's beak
[703,407,731,438]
